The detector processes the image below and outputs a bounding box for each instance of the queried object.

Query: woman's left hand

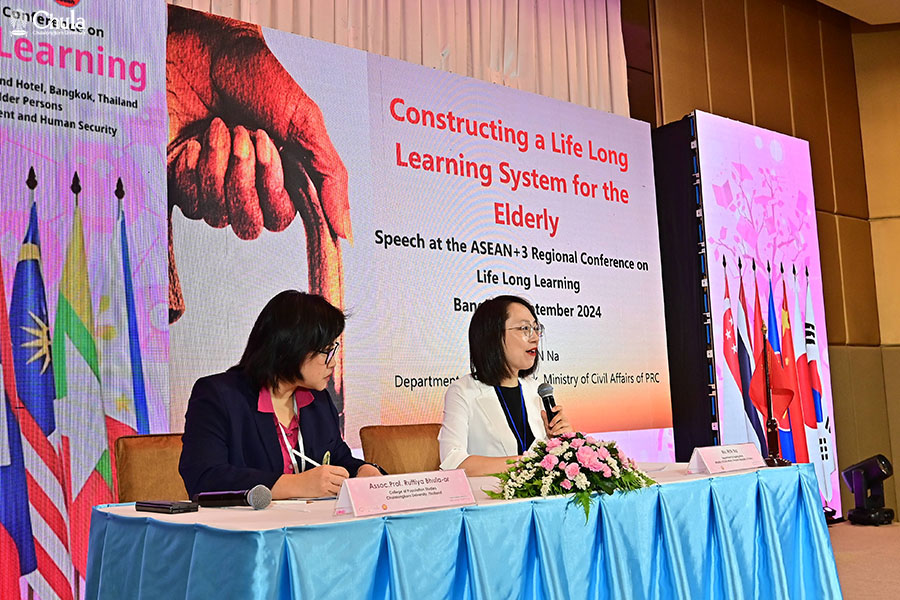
[542,405,574,437]
[356,464,382,477]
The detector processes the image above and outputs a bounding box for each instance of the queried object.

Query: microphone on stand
[193,484,272,509]
[537,383,558,433]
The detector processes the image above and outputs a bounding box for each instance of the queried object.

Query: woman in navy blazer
[179,291,381,499]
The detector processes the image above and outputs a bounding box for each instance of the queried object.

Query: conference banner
[167,7,673,458]
[695,111,840,513]
[0,2,167,598]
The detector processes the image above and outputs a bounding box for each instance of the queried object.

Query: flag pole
[71,172,81,206]
[115,178,125,212]
[764,260,790,467]
[24,167,38,600]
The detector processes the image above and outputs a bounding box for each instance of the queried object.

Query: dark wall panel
[703,0,753,123]
[820,6,868,219]
[785,0,834,213]
[746,0,793,134]
[837,216,880,345]
[655,0,708,123]
[816,211,847,345]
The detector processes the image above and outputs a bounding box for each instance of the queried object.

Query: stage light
[841,454,895,526]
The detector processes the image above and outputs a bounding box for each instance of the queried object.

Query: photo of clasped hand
[166,6,351,395]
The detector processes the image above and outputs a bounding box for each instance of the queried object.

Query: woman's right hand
[272,465,349,499]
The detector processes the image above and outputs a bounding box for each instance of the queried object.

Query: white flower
[574,472,589,490]
[549,446,565,456]
[540,473,555,496]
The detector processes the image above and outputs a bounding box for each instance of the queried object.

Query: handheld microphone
[537,382,557,422]
[193,484,272,510]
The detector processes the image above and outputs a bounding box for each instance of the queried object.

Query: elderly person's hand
[166,6,349,324]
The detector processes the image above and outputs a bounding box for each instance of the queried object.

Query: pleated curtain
[166,0,630,117]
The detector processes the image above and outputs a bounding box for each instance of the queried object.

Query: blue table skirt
[86,464,841,599]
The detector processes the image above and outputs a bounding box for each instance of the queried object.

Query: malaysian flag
[1,238,38,600]
[10,199,75,599]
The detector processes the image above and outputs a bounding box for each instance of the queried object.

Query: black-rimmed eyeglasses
[319,342,340,364]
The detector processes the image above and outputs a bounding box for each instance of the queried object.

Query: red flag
[723,277,740,381]
[749,279,795,451]
[780,279,808,462]
[752,272,763,366]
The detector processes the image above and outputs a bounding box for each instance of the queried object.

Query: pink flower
[557,461,568,472]
[546,437,563,450]
[565,463,581,480]
[587,458,603,472]
[599,463,612,478]
[561,432,576,440]
[585,436,599,445]
[570,438,585,449]
[596,446,611,461]
[617,450,628,464]
[540,454,560,470]
[575,446,596,466]
[560,479,573,490]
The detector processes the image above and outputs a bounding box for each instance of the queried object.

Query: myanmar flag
[53,201,113,577]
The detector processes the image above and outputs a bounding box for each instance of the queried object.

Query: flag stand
[762,323,791,467]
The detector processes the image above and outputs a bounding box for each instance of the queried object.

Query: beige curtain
[167,0,629,116]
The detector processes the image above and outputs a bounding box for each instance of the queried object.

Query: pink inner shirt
[258,387,315,474]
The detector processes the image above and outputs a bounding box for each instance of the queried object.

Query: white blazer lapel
[474,381,519,456]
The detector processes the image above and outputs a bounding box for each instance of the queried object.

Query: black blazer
[179,368,366,498]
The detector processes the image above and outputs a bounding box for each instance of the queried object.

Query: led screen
[696,110,839,513]
[167,9,674,460]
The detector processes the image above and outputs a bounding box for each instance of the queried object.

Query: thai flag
[805,279,835,501]
[0,242,38,597]
[722,271,755,447]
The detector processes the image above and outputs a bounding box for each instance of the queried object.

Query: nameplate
[333,469,475,517]
[687,443,765,474]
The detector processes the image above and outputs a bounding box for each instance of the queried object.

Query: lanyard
[494,383,527,453]
[275,393,308,473]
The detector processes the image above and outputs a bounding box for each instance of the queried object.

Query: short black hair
[469,295,540,386]
[237,291,344,390]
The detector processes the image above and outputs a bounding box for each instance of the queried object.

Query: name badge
[687,443,765,474]
[334,469,475,517]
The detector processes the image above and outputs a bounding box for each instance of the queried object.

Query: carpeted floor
[829,521,900,598]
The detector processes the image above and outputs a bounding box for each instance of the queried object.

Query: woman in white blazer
[439,295,572,475]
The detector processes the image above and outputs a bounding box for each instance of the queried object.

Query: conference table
[85,463,841,599]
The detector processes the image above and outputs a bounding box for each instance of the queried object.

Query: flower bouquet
[485,432,656,519]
